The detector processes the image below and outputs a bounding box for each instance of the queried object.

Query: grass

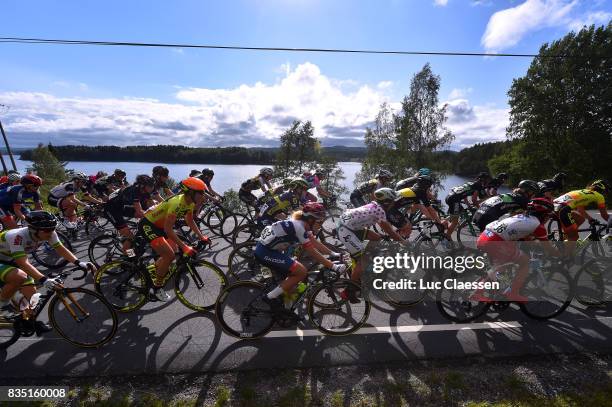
[214,385,231,407]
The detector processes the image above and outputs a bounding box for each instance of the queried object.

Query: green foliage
[506,23,612,187]
[222,188,247,213]
[275,120,319,177]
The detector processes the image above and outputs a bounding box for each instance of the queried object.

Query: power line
[0,36,584,58]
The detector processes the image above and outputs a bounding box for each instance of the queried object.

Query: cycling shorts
[103,203,128,230]
[254,243,296,278]
[238,189,258,207]
[0,263,35,288]
[138,218,167,244]
[336,224,368,258]
[445,195,463,216]
[558,205,576,229]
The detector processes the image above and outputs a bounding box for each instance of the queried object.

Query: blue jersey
[0,185,40,211]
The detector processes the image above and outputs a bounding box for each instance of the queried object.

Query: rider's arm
[163,213,189,252]
[379,220,407,244]
[14,257,46,281]
[470,191,479,206]
[309,237,334,256]
[599,207,609,221]
[12,204,26,221]
[54,244,80,263]
[185,210,206,241]
[303,244,335,270]
[133,202,146,218]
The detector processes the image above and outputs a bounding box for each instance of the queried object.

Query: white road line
[266,320,523,338]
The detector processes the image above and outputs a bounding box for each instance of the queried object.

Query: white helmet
[72,171,88,181]
[374,187,397,203]
[260,167,274,177]
[376,170,393,180]
[7,172,21,183]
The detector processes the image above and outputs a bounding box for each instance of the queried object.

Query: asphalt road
[0,216,610,379]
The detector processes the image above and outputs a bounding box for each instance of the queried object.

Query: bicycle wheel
[436,271,491,323]
[174,260,228,312]
[49,288,118,348]
[456,219,479,245]
[219,213,238,243]
[231,223,261,246]
[215,281,275,339]
[94,261,148,312]
[573,258,611,307]
[308,279,370,335]
[32,231,72,269]
[88,234,124,269]
[520,265,574,320]
[227,242,260,281]
[0,320,19,349]
[85,215,111,236]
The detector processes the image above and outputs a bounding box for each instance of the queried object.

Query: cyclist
[386,188,419,238]
[0,170,20,185]
[255,202,344,312]
[0,175,44,229]
[138,177,210,301]
[303,169,332,202]
[476,198,561,302]
[94,169,127,199]
[83,171,107,199]
[48,172,96,227]
[239,167,274,208]
[257,178,308,226]
[395,168,431,190]
[199,168,223,202]
[0,211,95,329]
[151,166,174,202]
[443,172,491,239]
[0,172,22,191]
[538,172,567,200]
[350,170,393,208]
[103,174,155,251]
[553,179,610,255]
[337,188,408,300]
[486,172,509,197]
[473,179,540,232]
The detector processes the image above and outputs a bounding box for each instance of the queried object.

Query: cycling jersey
[0,182,11,191]
[482,214,547,241]
[338,202,386,231]
[304,174,321,189]
[395,176,418,191]
[538,179,563,194]
[447,181,486,200]
[355,179,382,195]
[144,194,195,228]
[258,191,300,219]
[240,175,267,192]
[258,219,313,252]
[554,189,606,210]
[473,193,528,230]
[0,186,40,212]
[95,175,127,191]
[49,181,81,199]
[0,227,62,263]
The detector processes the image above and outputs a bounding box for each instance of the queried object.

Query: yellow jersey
[144,194,195,228]
[554,189,606,210]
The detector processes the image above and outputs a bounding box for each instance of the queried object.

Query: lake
[5,155,487,198]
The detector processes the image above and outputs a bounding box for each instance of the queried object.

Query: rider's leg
[150,237,174,287]
[61,196,79,223]
[0,268,28,303]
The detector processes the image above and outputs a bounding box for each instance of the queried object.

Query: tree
[30,143,66,186]
[506,23,612,187]
[358,64,454,184]
[275,120,318,177]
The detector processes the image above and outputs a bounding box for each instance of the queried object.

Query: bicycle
[31,230,74,270]
[436,248,574,322]
[94,241,227,313]
[0,267,118,349]
[453,204,480,244]
[574,257,611,307]
[216,261,370,339]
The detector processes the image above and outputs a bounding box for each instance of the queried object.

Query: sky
[0,0,610,150]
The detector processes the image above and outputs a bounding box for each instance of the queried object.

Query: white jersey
[50,182,77,199]
[0,227,62,263]
[484,214,547,241]
[338,202,386,230]
[258,219,312,252]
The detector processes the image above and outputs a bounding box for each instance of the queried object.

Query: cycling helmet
[96,171,108,178]
[376,170,393,180]
[496,172,508,180]
[180,177,207,193]
[201,168,214,177]
[135,174,155,188]
[25,211,57,230]
[114,169,127,178]
[152,165,169,177]
[518,179,540,194]
[476,172,490,180]
[189,170,203,178]
[302,202,326,220]
[417,174,433,184]
[289,178,309,190]
[590,179,610,194]
[260,167,274,177]
[71,171,88,181]
[374,187,397,203]
[418,168,432,176]
[314,168,325,176]
[7,172,21,183]
[527,198,554,217]
[553,172,567,182]
[21,174,42,187]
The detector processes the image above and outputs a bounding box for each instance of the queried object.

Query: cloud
[568,11,612,31]
[448,87,473,99]
[481,0,578,52]
[0,63,388,148]
[443,98,509,149]
[433,0,448,6]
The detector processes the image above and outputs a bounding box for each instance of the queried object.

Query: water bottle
[296,282,307,295]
